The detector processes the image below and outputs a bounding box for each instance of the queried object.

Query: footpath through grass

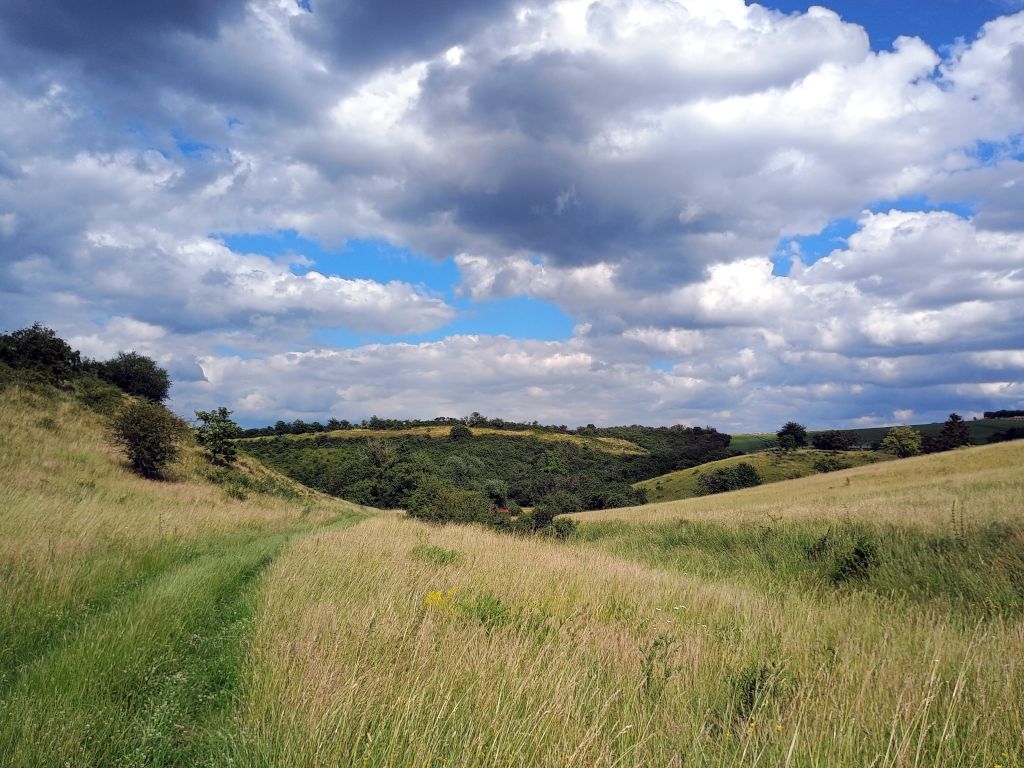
[0,385,365,766]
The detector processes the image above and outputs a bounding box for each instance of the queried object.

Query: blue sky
[1,0,1022,429]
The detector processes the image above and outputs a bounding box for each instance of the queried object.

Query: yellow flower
[424,587,457,608]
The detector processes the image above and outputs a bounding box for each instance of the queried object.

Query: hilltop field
[1,384,1022,767]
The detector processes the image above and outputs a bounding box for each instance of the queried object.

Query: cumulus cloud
[0,0,1023,427]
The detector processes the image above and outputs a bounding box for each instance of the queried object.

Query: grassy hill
[637,448,890,503]
[2,384,1022,767]
[240,424,648,455]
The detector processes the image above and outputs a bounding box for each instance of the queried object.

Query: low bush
[694,462,762,496]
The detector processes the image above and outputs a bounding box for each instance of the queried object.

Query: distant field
[727,432,778,452]
[636,448,890,503]
[731,418,1022,453]
[239,425,648,456]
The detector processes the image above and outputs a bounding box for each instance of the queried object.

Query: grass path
[0,515,362,767]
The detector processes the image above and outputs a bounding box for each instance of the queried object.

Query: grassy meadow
[1,384,1022,766]
[637,447,890,503]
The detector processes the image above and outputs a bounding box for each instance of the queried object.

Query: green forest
[240,424,734,523]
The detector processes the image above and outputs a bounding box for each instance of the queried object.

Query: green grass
[637,448,889,503]
[573,515,1024,617]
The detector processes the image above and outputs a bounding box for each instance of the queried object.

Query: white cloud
[1,1,1023,427]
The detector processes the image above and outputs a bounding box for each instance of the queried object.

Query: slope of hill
[240,425,648,455]
[2,384,1021,767]
[637,448,890,503]
[573,439,1024,527]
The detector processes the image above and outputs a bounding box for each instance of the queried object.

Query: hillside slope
[239,425,648,455]
[574,439,1024,528]
[637,448,889,503]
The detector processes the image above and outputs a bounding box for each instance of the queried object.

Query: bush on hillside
[108,399,187,478]
[73,375,124,414]
[449,423,473,441]
[988,426,1024,444]
[812,455,850,473]
[695,462,763,496]
[100,351,171,402]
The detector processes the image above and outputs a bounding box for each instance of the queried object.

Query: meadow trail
[0,515,362,768]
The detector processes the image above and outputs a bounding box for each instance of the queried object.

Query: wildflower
[424,587,457,609]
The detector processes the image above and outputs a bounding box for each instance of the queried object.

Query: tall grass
[3,385,1022,766]
[221,514,1023,767]
[0,386,364,765]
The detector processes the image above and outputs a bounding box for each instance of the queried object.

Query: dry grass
[224,513,1023,767]
[572,440,1024,530]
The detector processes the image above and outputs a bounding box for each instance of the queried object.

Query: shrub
[695,462,763,496]
[812,455,849,473]
[449,424,473,441]
[108,400,187,478]
[73,375,124,414]
[100,351,170,402]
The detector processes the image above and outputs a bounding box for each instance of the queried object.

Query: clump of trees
[0,323,81,385]
[811,430,860,451]
[406,475,577,538]
[0,323,171,407]
[695,462,763,496]
[99,351,170,403]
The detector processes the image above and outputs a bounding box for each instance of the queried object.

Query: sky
[1,1,1022,430]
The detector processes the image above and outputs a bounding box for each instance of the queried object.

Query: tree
[881,426,922,458]
[194,407,241,465]
[776,421,807,449]
[0,323,81,384]
[938,412,971,450]
[108,400,186,478]
[101,351,170,402]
